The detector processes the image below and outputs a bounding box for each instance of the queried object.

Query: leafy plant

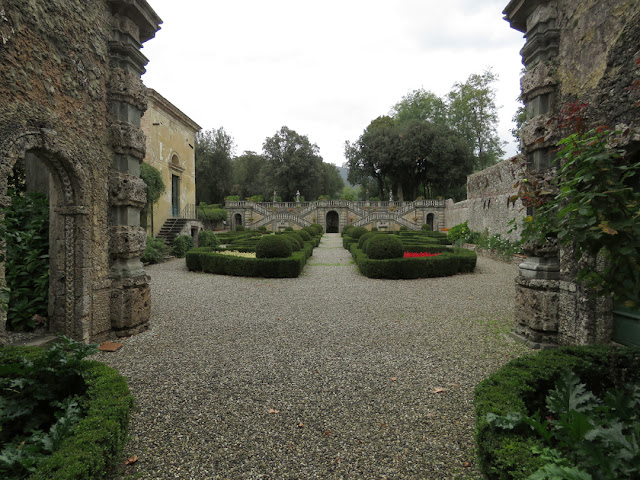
[447,221,471,244]
[487,370,640,479]
[513,127,640,305]
[197,230,219,248]
[1,192,49,331]
[0,337,98,478]
[141,236,168,265]
[172,235,194,257]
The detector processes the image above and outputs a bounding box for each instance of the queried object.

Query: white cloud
[143,0,525,166]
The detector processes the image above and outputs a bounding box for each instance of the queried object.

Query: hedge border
[474,346,640,480]
[186,249,308,278]
[0,347,135,480]
[349,244,476,279]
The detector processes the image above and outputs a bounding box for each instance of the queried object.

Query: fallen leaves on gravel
[432,387,447,394]
[124,456,139,465]
[268,408,280,414]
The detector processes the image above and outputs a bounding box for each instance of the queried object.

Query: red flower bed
[403,252,442,258]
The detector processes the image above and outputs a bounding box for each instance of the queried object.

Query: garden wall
[444,158,526,242]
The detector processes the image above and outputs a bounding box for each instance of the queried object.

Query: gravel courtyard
[102,233,528,479]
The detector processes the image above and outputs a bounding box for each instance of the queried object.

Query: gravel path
[102,233,528,479]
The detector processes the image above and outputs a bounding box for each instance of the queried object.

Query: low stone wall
[444,158,526,242]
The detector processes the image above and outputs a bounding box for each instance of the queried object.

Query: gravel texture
[102,233,528,479]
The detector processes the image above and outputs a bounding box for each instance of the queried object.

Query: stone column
[107,1,161,336]
[504,0,562,347]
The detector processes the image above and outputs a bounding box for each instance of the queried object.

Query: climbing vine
[517,126,640,306]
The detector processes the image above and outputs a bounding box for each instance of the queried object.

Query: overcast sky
[142,0,526,167]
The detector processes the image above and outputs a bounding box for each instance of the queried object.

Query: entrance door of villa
[171,174,180,217]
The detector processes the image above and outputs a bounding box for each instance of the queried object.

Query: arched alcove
[1,130,91,341]
[426,213,435,230]
[326,211,339,233]
[234,213,243,230]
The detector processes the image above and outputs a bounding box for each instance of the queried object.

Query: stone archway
[1,130,92,341]
[426,213,435,230]
[234,213,243,230]
[326,210,339,233]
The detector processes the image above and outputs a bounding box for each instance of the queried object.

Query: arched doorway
[1,131,91,340]
[326,211,339,233]
[234,213,243,230]
[426,213,435,231]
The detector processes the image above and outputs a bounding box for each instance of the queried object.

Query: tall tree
[447,69,505,170]
[230,151,267,199]
[319,162,344,199]
[345,116,398,199]
[261,126,324,201]
[195,128,234,204]
[391,89,447,126]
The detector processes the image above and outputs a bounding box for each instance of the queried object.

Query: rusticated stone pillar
[107,1,161,336]
[504,0,562,348]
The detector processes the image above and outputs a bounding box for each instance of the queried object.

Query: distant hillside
[337,166,354,187]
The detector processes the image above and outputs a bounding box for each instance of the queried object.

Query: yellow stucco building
[140,89,201,237]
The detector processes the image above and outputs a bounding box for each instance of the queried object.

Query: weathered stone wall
[0,0,161,341]
[445,159,526,241]
[504,0,640,347]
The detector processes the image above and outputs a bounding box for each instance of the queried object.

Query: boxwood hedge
[474,346,640,480]
[350,244,476,279]
[185,248,308,278]
[0,347,135,480]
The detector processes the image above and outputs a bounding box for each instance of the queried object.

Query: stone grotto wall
[0,0,161,342]
[504,0,640,347]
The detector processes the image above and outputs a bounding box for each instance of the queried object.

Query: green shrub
[371,227,378,232]
[197,230,219,248]
[283,232,304,250]
[297,229,312,242]
[0,338,134,480]
[258,226,267,233]
[399,226,408,231]
[349,226,368,240]
[302,226,317,237]
[256,235,293,258]
[447,221,471,243]
[141,237,167,265]
[279,234,301,252]
[357,232,377,249]
[172,235,194,258]
[1,192,49,331]
[196,204,228,222]
[421,223,433,231]
[342,225,353,236]
[235,225,245,232]
[363,234,404,259]
[474,346,640,480]
[310,223,324,235]
[224,195,241,202]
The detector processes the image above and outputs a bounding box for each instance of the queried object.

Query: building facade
[140,89,200,237]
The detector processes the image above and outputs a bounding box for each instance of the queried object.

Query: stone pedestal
[512,256,560,348]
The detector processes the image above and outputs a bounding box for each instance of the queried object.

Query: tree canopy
[195,128,234,204]
[344,69,504,201]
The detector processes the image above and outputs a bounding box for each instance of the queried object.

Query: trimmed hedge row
[350,244,476,279]
[474,346,640,480]
[0,347,135,480]
[186,248,309,278]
